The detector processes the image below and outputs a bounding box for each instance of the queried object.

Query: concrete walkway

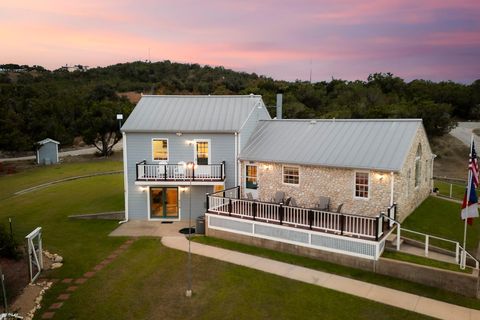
[162,236,480,320]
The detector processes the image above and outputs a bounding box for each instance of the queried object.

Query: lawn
[193,236,480,310]
[401,196,480,252]
[0,162,436,319]
[0,159,122,200]
[434,180,465,200]
[51,238,432,320]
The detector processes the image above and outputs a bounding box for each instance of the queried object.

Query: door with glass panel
[245,164,258,199]
[195,140,211,178]
[150,187,179,219]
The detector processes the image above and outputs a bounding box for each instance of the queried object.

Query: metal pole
[0,267,7,313]
[186,163,193,297]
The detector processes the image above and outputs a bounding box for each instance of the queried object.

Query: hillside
[0,61,479,152]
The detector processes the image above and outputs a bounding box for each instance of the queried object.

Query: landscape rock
[50,262,63,269]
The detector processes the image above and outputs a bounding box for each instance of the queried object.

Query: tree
[79,99,133,156]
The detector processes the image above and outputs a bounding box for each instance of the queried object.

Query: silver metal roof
[37,138,60,145]
[240,119,423,171]
[122,95,265,133]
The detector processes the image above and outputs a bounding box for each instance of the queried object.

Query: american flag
[461,140,479,224]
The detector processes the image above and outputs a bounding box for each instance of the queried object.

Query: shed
[36,138,60,165]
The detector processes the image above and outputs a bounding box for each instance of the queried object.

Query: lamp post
[185,161,194,297]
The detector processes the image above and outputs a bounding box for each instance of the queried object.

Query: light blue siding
[125,132,235,220]
[239,101,271,151]
[38,142,58,165]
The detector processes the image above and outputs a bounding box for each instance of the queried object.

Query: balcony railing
[136,161,225,182]
[206,186,385,241]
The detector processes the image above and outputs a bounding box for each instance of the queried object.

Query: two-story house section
[121,95,271,222]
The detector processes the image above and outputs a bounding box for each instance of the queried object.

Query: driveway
[0,140,123,162]
[450,122,480,146]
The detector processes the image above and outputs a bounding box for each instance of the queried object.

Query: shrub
[0,223,20,260]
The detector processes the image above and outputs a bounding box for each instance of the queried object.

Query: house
[35,138,60,165]
[122,94,434,261]
[120,95,271,222]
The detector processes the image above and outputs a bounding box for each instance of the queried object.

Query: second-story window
[152,139,168,161]
[196,141,209,165]
[354,172,369,199]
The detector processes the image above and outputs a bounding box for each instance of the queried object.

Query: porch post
[164,165,167,181]
[206,193,210,212]
[192,164,195,181]
[308,210,314,230]
[375,216,379,241]
[228,198,232,216]
[252,201,257,220]
[340,214,344,235]
[279,203,284,225]
[136,162,139,180]
[237,186,240,199]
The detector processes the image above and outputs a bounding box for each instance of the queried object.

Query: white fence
[207,214,386,260]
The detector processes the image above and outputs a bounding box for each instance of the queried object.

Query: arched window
[415,144,422,187]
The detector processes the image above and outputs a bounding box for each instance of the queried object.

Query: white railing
[382,214,480,270]
[207,190,383,240]
[137,162,225,181]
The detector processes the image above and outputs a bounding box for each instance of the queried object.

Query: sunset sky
[1,0,479,83]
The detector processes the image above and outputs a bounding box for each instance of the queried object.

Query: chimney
[276,93,283,120]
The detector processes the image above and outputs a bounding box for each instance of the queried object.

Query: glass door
[150,187,179,219]
[245,164,258,199]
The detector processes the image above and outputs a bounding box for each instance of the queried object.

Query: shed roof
[36,138,60,145]
[240,119,423,172]
[122,95,265,133]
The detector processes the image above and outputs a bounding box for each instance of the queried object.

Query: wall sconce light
[262,164,272,171]
[179,186,189,192]
[139,186,148,192]
[185,140,194,145]
[176,132,183,136]
[376,173,385,182]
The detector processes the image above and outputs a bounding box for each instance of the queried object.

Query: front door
[245,164,258,199]
[150,187,179,219]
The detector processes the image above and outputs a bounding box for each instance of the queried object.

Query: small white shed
[36,138,60,165]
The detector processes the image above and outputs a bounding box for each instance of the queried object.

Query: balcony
[136,161,225,182]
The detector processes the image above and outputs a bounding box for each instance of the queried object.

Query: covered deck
[136,160,225,183]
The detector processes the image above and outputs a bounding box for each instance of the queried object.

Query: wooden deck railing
[207,186,384,240]
[136,161,225,181]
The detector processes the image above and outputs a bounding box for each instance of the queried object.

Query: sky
[1,0,479,83]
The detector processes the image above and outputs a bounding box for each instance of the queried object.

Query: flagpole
[462,134,474,269]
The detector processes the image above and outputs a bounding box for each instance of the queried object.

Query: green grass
[50,238,432,320]
[0,162,435,319]
[434,180,465,200]
[193,236,480,310]
[0,160,123,200]
[382,250,471,273]
[402,196,480,252]
[0,173,126,278]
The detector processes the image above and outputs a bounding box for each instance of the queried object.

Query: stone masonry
[240,125,433,221]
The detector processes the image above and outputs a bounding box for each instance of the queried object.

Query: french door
[150,187,179,219]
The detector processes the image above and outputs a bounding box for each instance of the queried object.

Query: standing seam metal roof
[121,95,264,132]
[239,119,422,171]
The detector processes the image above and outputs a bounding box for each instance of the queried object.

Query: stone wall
[240,126,433,220]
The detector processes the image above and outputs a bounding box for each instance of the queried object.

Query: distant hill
[0,61,479,151]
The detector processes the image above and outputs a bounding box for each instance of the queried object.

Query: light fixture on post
[185,161,195,298]
[116,114,123,131]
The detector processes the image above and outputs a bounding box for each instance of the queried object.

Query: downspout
[390,171,394,207]
[119,132,129,224]
[234,132,238,186]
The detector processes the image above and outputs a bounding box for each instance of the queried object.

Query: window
[246,165,258,189]
[152,139,168,161]
[355,172,369,198]
[283,166,299,185]
[414,144,422,187]
[196,141,209,165]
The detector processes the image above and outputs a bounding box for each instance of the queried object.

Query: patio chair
[315,196,330,211]
[272,191,285,204]
[289,197,298,207]
[246,192,254,200]
[335,203,344,213]
[284,197,291,206]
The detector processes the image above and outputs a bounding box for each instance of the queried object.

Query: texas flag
[461,140,479,224]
